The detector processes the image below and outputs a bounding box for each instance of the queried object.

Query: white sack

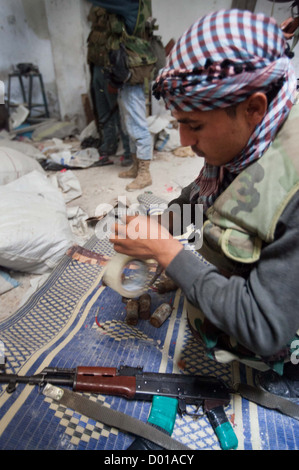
[0,147,44,185]
[0,139,46,161]
[0,171,74,274]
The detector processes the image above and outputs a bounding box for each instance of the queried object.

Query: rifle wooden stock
[74,366,136,398]
[0,364,239,450]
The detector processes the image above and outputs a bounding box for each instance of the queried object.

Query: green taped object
[147,395,178,435]
[215,421,238,450]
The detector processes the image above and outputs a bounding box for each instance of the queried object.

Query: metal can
[150,303,172,328]
[125,299,139,325]
[157,278,178,294]
[138,293,151,320]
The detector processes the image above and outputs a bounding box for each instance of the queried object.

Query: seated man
[110,9,299,398]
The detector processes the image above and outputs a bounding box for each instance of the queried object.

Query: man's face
[172,103,254,167]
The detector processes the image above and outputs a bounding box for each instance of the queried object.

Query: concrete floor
[0,149,203,322]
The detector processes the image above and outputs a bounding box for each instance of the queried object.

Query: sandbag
[0,139,46,161]
[0,171,74,274]
[0,146,44,185]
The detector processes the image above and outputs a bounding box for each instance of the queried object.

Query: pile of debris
[0,103,192,307]
[0,110,100,300]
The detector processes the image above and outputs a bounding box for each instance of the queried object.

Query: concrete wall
[44,0,90,128]
[0,0,92,127]
[0,0,59,115]
[0,0,298,129]
[151,0,232,45]
[255,0,299,81]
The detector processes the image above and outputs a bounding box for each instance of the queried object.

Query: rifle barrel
[0,372,75,389]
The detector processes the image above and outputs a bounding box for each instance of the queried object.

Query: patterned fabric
[153,9,298,212]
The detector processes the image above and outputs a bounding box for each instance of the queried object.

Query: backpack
[105,1,165,87]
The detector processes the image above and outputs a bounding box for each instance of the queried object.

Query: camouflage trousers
[186,301,293,375]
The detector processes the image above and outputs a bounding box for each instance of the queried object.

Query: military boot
[118,154,138,179]
[126,160,152,191]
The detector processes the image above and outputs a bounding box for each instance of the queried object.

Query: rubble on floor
[0,109,198,321]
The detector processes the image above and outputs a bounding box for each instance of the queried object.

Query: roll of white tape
[103,253,153,298]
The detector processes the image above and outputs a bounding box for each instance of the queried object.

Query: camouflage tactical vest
[187,100,299,374]
[87,1,158,84]
[109,0,157,85]
[87,7,117,67]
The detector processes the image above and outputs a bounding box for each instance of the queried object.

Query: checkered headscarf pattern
[153,9,296,112]
[153,9,298,212]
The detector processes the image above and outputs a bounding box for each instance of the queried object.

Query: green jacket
[201,101,299,275]
[188,100,299,372]
[87,6,114,66]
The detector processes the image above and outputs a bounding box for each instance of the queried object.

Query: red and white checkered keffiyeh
[153,9,297,212]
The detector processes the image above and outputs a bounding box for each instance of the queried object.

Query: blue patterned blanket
[0,195,298,451]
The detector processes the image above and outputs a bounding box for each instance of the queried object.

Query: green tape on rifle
[147,395,178,435]
[206,406,238,450]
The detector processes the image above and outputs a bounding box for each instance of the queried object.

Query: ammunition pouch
[106,34,158,88]
[106,43,132,89]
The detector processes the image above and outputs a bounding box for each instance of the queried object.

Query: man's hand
[110,215,183,269]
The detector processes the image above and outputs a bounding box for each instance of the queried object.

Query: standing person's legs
[113,96,132,165]
[92,66,118,156]
[118,84,153,190]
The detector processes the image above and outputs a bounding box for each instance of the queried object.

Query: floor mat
[0,205,299,450]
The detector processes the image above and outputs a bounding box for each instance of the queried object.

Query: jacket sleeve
[165,191,299,357]
[168,182,194,208]
[163,182,200,235]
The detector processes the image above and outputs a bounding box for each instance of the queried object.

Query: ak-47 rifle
[0,364,238,450]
